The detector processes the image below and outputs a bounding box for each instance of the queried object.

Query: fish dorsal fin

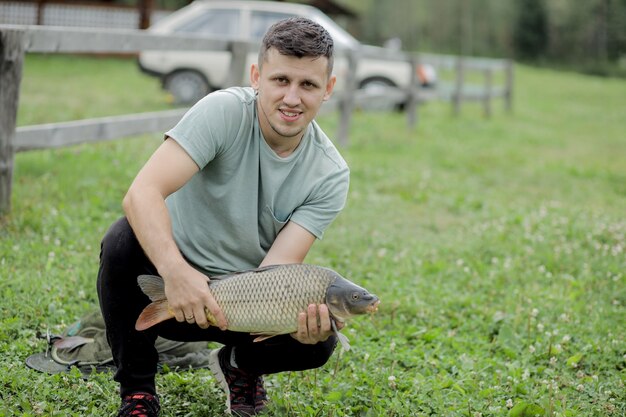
[208,264,287,281]
[251,264,285,273]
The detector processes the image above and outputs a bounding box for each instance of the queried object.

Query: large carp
[135,264,379,350]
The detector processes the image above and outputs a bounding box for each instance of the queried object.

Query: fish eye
[351,292,360,301]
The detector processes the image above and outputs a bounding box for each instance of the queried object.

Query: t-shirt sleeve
[165,91,244,169]
[290,164,350,240]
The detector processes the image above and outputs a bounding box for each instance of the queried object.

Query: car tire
[164,70,210,105]
[358,77,403,111]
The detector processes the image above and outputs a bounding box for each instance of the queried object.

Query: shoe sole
[208,348,232,415]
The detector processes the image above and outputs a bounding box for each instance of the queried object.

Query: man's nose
[283,86,301,106]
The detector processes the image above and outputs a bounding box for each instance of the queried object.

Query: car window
[174,8,240,37]
[250,11,297,41]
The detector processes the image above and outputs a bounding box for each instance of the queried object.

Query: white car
[139,0,436,104]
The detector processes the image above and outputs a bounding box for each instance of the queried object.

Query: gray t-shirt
[165,87,349,276]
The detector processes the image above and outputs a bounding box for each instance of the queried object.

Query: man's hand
[291,304,345,344]
[162,265,227,330]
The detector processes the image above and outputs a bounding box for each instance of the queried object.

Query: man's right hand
[162,264,227,330]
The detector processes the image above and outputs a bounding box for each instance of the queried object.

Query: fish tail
[137,274,166,302]
[135,300,173,331]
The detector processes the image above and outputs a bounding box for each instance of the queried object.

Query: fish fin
[135,300,173,331]
[249,264,284,273]
[251,332,282,343]
[53,336,94,350]
[137,274,166,302]
[331,320,351,351]
[209,264,286,281]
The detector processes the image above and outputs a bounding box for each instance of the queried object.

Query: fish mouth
[366,299,380,313]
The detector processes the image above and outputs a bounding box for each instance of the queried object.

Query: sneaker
[209,347,267,416]
[116,392,160,417]
[253,375,268,413]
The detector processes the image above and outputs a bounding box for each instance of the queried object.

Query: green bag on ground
[26,310,212,376]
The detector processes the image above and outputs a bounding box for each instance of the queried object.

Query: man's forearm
[122,187,186,276]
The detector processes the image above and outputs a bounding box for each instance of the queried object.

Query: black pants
[96,217,336,397]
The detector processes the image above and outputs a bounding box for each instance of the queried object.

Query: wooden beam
[337,48,358,146]
[405,57,419,129]
[138,0,154,30]
[36,0,46,25]
[14,109,188,152]
[483,68,493,118]
[0,30,24,215]
[223,41,248,88]
[453,57,465,116]
[0,24,236,53]
[505,60,514,113]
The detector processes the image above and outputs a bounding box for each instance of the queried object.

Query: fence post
[452,57,465,116]
[405,56,419,129]
[138,0,154,29]
[0,29,25,216]
[224,40,249,88]
[337,49,358,147]
[483,68,493,118]
[504,59,514,113]
[36,1,45,25]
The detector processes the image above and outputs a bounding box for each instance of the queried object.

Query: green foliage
[513,0,549,60]
[338,0,625,73]
[1,55,625,416]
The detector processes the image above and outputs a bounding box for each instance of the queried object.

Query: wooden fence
[0,24,513,215]
[0,0,172,30]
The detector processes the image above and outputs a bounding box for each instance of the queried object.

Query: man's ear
[250,63,260,89]
[323,75,337,101]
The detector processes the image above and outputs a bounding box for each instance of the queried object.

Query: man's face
[250,48,336,154]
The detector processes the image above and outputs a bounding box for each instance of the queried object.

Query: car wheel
[164,70,210,105]
[359,77,403,111]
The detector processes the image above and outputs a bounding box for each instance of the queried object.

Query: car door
[170,7,242,88]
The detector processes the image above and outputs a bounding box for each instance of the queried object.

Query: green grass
[1,54,625,416]
[16,54,172,126]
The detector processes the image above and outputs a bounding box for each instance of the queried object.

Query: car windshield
[174,8,240,37]
[250,11,296,40]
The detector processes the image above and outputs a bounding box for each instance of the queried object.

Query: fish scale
[210,264,335,332]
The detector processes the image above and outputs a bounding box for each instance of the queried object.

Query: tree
[513,0,549,60]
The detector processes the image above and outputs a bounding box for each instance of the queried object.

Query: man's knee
[100,217,140,264]
[308,336,338,369]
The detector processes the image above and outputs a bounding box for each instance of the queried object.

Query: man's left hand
[291,304,344,344]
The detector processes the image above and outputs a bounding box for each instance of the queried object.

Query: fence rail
[14,109,189,152]
[0,24,513,215]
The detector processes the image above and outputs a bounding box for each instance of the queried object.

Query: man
[97,17,349,417]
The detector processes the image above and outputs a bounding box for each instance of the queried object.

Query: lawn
[1,54,624,416]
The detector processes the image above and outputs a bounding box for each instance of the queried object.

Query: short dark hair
[259,17,334,76]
